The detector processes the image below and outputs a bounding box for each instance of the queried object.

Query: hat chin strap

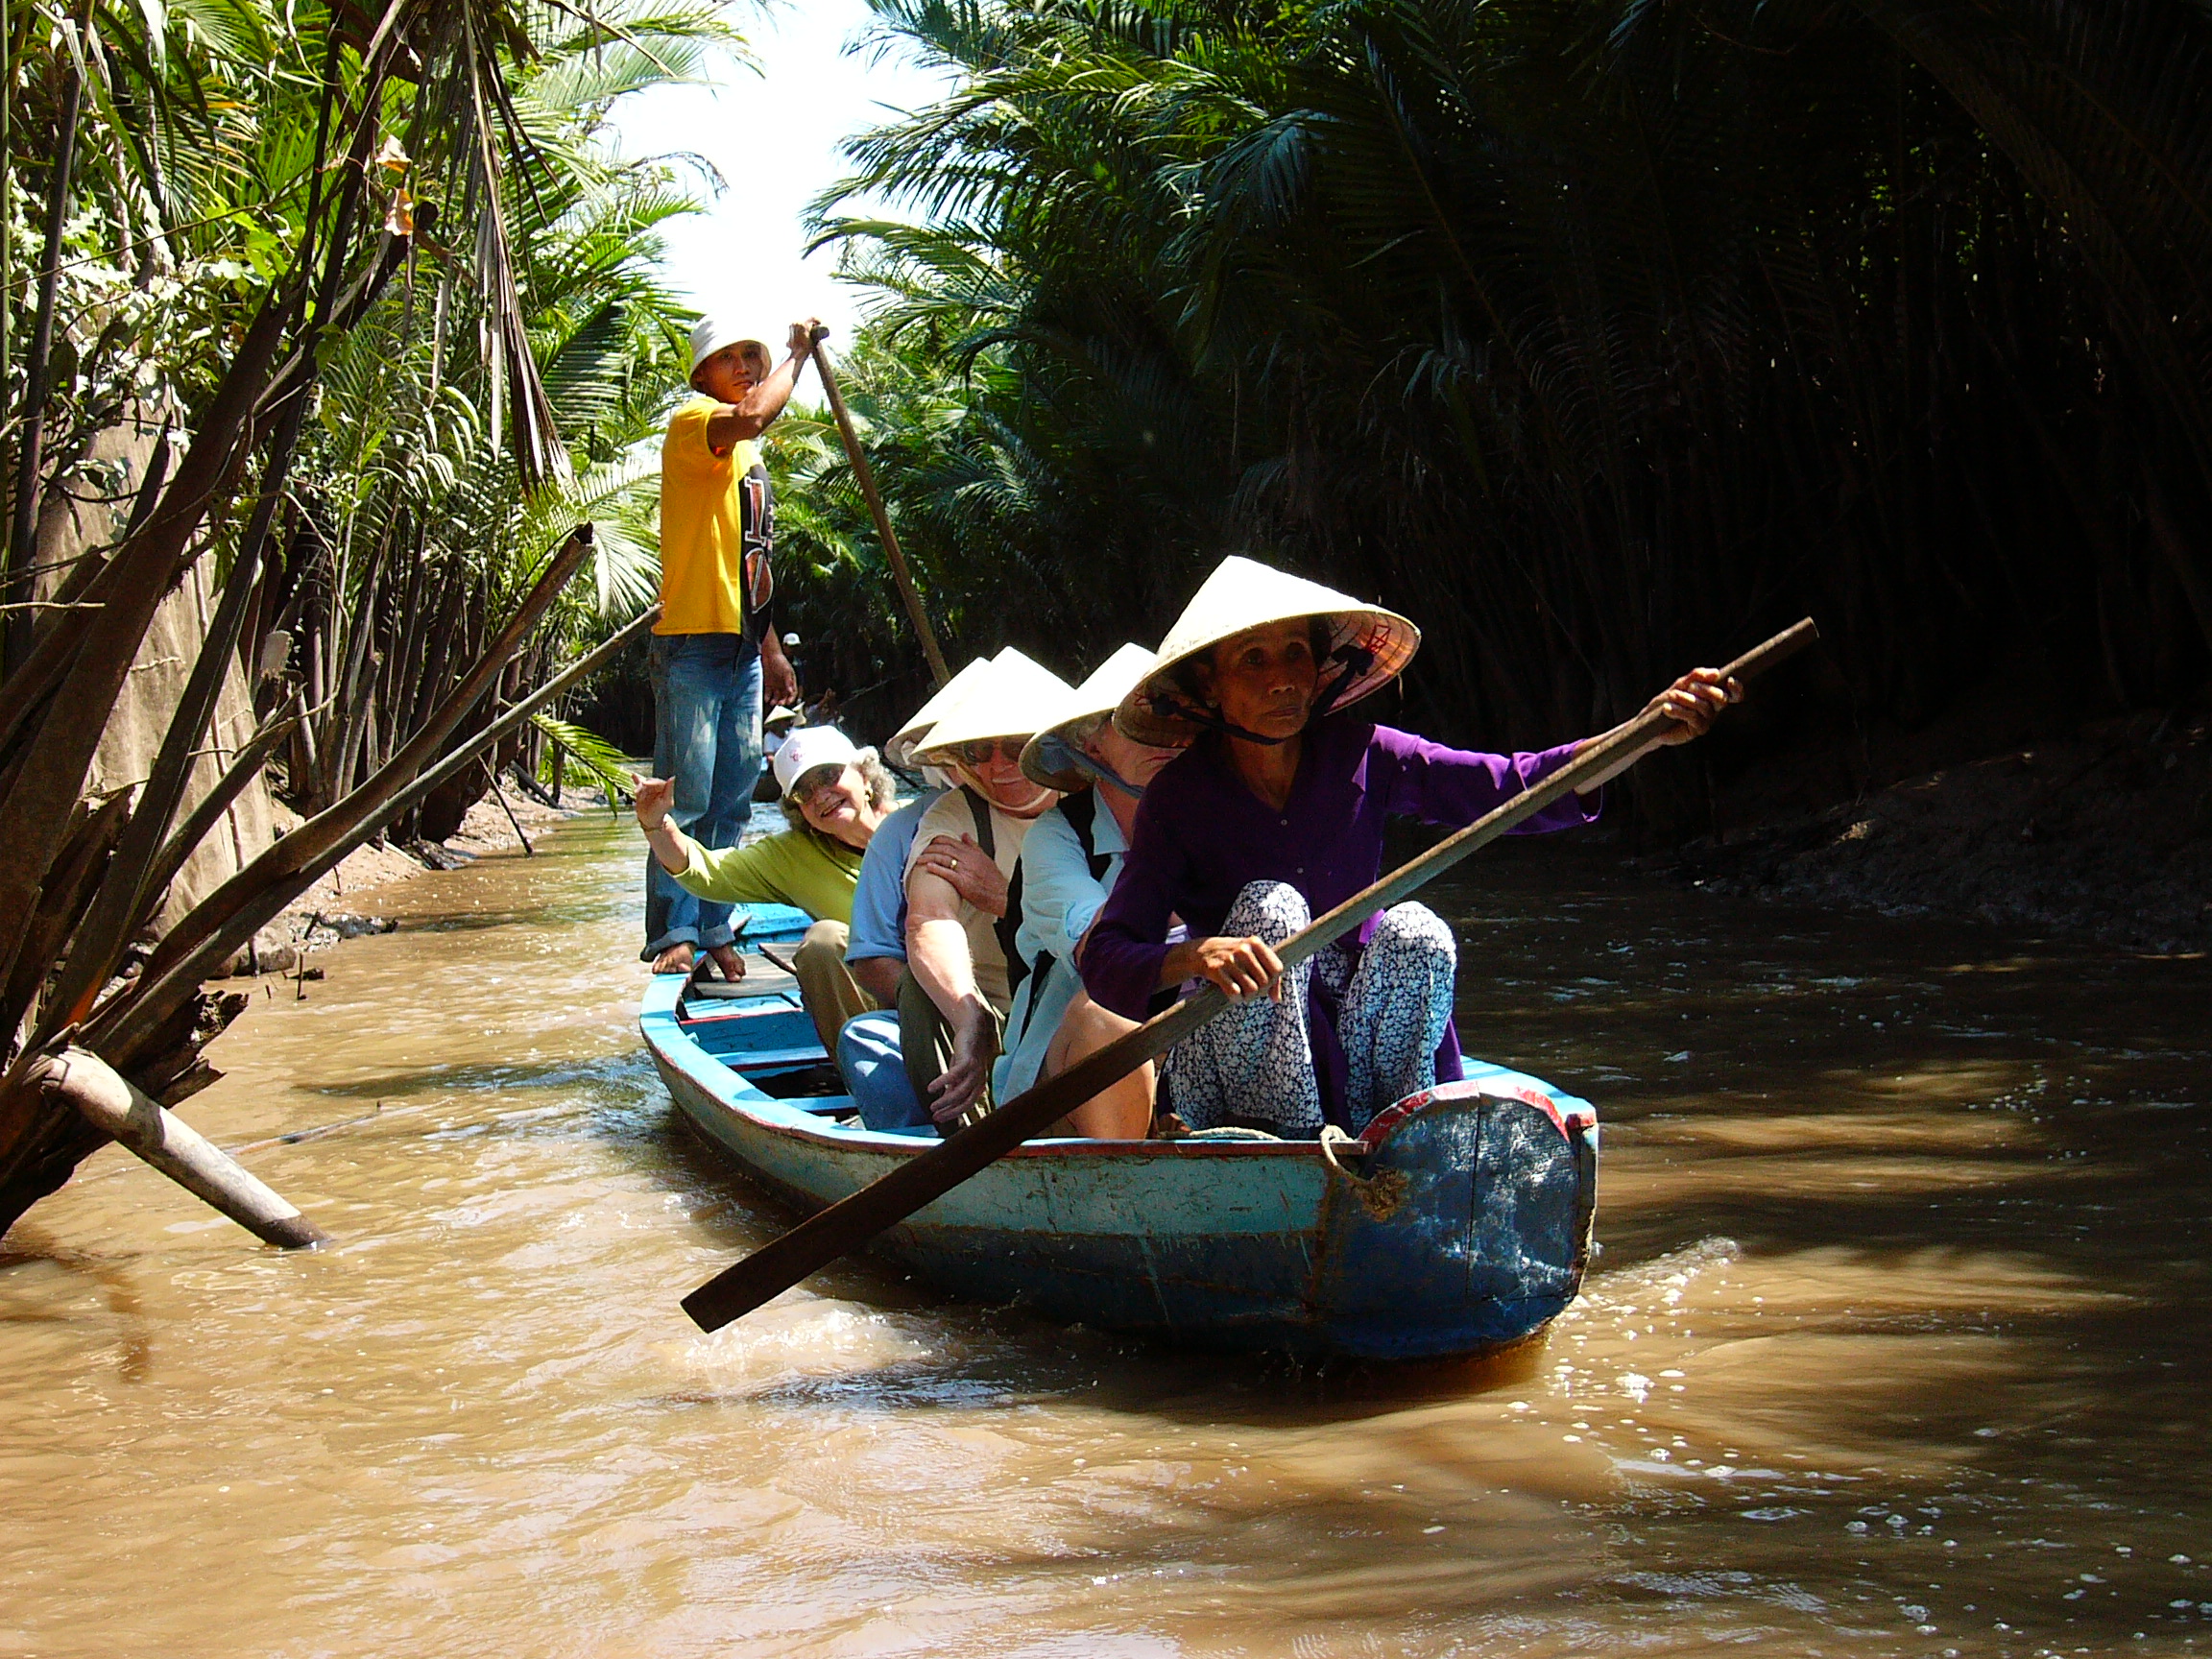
[1035,733,1149,798]
[1147,641,1377,747]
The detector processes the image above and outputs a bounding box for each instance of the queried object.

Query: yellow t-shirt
[656,397,772,636]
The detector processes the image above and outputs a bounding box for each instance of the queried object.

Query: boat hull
[644,906,1598,1359]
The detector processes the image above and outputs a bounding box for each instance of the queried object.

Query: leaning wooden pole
[683,617,1820,1332]
[805,326,951,687]
[31,1046,327,1248]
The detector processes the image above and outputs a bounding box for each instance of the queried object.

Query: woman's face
[794,763,873,846]
[952,737,1053,816]
[1081,720,1188,791]
[1195,618,1320,741]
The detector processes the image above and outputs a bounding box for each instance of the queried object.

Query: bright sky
[605,0,956,347]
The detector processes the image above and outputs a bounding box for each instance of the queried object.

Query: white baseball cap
[773,726,860,798]
[688,317,767,386]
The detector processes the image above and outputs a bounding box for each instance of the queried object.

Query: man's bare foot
[651,942,696,975]
[706,944,746,982]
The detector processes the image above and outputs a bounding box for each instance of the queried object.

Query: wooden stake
[488,773,532,855]
[805,328,951,687]
[36,1046,329,1248]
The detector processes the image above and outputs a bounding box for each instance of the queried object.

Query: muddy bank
[1647,700,2212,955]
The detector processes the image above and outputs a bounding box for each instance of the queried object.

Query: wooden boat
[642,903,1600,1359]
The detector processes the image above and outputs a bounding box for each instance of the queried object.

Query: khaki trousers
[898,967,1004,1134]
[792,920,880,1053]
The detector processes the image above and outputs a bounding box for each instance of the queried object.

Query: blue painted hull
[642,905,1599,1359]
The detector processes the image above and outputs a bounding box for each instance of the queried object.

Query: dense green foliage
[0,0,733,1226]
[767,0,2212,818]
[2,0,725,812]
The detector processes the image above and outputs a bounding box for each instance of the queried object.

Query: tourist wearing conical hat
[990,644,1189,1137]
[899,649,1077,1131]
[1081,556,1739,1136]
[829,655,995,1132]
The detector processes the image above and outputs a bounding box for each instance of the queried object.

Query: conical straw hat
[1019,643,1160,792]
[885,655,994,768]
[1113,556,1420,746]
[910,647,1076,765]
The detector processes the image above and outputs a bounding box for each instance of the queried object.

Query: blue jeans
[837,1011,932,1133]
[642,633,761,961]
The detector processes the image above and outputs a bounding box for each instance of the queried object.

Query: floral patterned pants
[1159,880,1457,1136]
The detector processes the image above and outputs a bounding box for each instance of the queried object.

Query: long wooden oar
[806,325,951,688]
[683,617,1818,1333]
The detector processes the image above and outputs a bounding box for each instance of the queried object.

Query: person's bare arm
[758,630,798,708]
[634,777,689,875]
[910,833,1009,917]
[849,954,903,1005]
[906,868,996,1121]
[705,320,819,449]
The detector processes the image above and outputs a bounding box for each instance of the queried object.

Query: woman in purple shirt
[1078,557,1737,1136]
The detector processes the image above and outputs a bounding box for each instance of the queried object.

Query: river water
[3,815,2208,1657]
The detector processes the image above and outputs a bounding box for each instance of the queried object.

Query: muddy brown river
[4,814,2208,1657]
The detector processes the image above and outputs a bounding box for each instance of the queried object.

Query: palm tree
[804,0,2210,798]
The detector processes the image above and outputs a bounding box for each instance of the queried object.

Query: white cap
[763,704,801,732]
[688,317,767,384]
[773,726,860,797]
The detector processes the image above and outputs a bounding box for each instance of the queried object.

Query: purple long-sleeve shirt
[1079,713,1597,1123]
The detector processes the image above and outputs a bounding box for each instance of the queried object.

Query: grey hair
[1060,711,1112,752]
[780,746,898,834]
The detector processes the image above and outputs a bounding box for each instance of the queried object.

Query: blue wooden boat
[641,903,1600,1360]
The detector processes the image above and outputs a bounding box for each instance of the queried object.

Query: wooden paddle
[805,325,952,688]
[682,617,1818,1333]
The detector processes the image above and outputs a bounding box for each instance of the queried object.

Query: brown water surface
[4,818,2208,1657]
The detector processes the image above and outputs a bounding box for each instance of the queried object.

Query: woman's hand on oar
[1644,667,1743,744]
[1166,933,1286,1001]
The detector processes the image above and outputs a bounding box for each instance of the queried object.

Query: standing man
[642,317,812,977]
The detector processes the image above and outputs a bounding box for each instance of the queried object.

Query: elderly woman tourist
[635,726,895,1050]
[1079,556,1738,1137]
[900,650,1075,1131]
[833,656,994,1131]
[994,644,1187,1138]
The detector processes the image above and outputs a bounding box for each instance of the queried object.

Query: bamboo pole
[35,1046,328,1248]
[805,327,951,687]
[682,618,1820,1332]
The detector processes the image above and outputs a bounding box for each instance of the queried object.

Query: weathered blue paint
[641,903,1599,1358]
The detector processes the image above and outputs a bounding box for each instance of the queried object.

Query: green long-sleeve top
[667,827,863,925]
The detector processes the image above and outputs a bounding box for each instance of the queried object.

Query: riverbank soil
[1648,668,2212,955]
[4,814,2207,1656]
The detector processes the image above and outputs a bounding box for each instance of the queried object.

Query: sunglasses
[788,765,849,801]
[953,738,1025,766]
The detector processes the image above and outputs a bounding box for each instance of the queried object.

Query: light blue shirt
[994,794,1128,1099]
[846,791,941,966]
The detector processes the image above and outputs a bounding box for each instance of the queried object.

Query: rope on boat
[1317,1126,1408,1220]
